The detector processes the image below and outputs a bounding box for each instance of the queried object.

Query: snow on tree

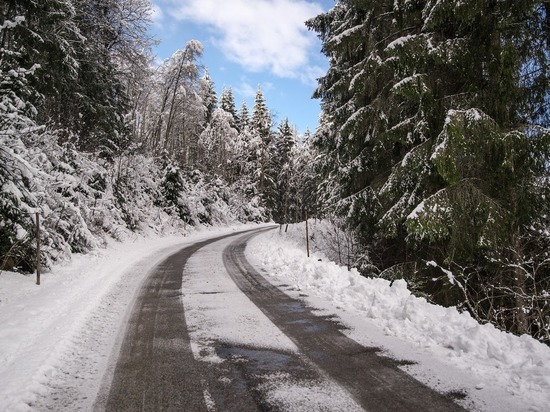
[200,70,218,126]
[237,100,250,132]
[199,108,239,180]
[272,118,296,223]
[308,0,550,341]
[220,86,238,131]
[250,86,278,213]
[146,41,205,165]
[0,4,270,274]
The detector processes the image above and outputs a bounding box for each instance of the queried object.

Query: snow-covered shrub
[0,190,35,272]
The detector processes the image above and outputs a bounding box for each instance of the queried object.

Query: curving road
[95,227,466,411]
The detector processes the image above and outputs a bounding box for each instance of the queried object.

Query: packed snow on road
[0,222,548,411]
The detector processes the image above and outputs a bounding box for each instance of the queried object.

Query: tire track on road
[223,230,467,412]
[97,227,272,411]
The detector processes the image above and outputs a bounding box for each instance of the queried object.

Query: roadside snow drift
[246,224,550,412]
[0,226,256,411]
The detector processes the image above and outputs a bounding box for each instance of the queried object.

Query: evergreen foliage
[200,70,218,126]
[308,0,550,341]
[272,118,296,223]
[250,86,277,213]
[1,1,275,275]
[220,86,238,130]
[237,101,250,132]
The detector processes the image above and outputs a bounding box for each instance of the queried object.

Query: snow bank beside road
[247,228,550,412]
[2,221,548,411]
[0,224,259,411]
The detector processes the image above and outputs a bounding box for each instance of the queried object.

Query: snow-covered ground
[0,224,261,411]
[1,221,549,411]
[246,222,550,412]
[181,233,365,412]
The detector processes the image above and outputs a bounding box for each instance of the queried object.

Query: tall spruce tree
[220,86,238,130]
[273,118,296,223]
[237,101,250,132]
[200,70,218,126]
[251,86,276,211]
[308,0,550,340]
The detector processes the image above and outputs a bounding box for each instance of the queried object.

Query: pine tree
[237,101,250,132]
[220,86,238,130]
[251,86,272,143]
[273,118,296,223]
[308,0,550,339]
[157,152,191,224]
[200,70,218,126]
[0,9,44,271]
[250,86,276,212]
[64,0,137,155]
[198,108,238,180]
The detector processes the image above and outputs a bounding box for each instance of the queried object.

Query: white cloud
[299,64,326,87]
[168,0,324,80]
[235,81,256,99]
[149,3,165,25]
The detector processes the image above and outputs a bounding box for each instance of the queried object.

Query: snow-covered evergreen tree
[200,70,218,126]
[308,0,550,339]
[272,118,296,223]
[237,101,250,132]
[251,86,272,143]
[250,86,277,213]
[199,108,239,180]
[220,86,238,130]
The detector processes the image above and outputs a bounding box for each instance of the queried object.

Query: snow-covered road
[0,225,268,411]
[0,223,549,411]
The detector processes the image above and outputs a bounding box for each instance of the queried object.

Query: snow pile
[247,228,550,411]
[0,225,256,411]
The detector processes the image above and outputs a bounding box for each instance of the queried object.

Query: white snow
[391,73,426,93]
[407,200,426,220]
[0,224,258,411]
[246,223,550,412]
[258,372,364,412]
[331,23,364,46]
[1,221,549,411]
[181,232,365,411]
[386,34,416,50]
[0,16,25,30]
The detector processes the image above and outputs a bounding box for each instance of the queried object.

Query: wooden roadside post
[305,211,310,258]
[36,212,40,285]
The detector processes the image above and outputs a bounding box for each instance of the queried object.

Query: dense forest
[1,0,549,343]
[0,0,315,270]
[307,0,550,343]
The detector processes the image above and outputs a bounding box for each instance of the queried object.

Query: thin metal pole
[36,212,40,285]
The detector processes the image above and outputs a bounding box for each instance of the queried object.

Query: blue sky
[148,0,335,135]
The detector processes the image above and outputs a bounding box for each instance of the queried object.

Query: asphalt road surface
[96,227,466,411]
